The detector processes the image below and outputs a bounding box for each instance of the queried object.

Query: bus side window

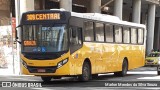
[77,28,82,44]
[114,25,122,43]
[70,27,83,54]
[70,27,82,45]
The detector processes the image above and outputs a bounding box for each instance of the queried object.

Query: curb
[0,75,34,77]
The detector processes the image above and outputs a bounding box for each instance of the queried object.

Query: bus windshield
[22,24,68,53]
[148,53,160,57]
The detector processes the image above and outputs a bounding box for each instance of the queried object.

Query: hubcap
[83,66,89,80]
[84,67,88,80]
[123,61,127,74]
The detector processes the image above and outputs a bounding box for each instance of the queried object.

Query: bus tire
[92,74,98,79]
[158,71,160,75]
[114,59,128,77]
[41,76,52,82]
[157,66,160,75]
[78,62,91,81]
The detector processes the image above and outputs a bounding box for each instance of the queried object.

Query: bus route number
[26,13,60,21]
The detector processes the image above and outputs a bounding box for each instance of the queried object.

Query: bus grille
[27,66,57,73]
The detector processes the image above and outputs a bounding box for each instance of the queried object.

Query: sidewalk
[0,68,34,77]
[0,67,19,76]
[0,61,20,76]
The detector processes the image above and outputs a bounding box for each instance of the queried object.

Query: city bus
[15,9,146,82]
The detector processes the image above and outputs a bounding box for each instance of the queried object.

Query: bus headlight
[21,60,27,68]
[57,58,68,69]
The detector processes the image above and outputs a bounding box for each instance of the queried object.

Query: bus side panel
[116,45,145,71]
[71,42,97,75]
[70,43,145,75]
[103,43,119,72]
[129,45,145,70]
[105,44,131,72]
[73,42,121,74]
[116,44,145,71]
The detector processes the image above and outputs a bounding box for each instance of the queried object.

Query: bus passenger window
[95,23,104,42]
[105,24,113,42]
[114,25,122,43]
[84,22,94,41]
[131,28,137,44]
[138,28,144,44]
[123,27,130,43]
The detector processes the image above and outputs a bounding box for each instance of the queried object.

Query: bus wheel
[92,74,98,79]
[41,76,52,82]
[78,62,90,81]
[114,60,128,77]
[158,71,160,75]
[157,66,160,75]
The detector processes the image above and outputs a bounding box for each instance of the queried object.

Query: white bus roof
[71,12,146,28]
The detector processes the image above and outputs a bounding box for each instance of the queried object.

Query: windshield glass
[148,53,160,57]
[22,24,68,53]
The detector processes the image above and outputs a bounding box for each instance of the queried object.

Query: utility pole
[15,0,21,75]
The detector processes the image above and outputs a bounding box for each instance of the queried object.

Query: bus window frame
[94,22,105,42]
[104,23,114,43]
[82,20,145,46]
[122,26,131,44]
[114,25,123,44]
[138,28,144,44]
[83,21,94,42]
[69,26,83,54]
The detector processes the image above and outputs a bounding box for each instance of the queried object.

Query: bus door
[69,27,83,74]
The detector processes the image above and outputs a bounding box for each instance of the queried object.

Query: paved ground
[0,66,159,90]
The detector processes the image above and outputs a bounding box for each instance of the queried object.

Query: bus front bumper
[21,61,71,76]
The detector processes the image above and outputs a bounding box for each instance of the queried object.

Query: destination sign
[24,41,36,46]
[26,13,60,21]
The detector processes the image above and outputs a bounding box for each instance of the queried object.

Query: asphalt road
[0,66,159,90]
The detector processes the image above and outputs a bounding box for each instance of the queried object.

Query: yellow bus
[15,9,146,82]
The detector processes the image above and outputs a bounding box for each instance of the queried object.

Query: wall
[0,0,10,26]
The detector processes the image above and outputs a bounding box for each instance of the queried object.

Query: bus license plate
[37,69,46,72]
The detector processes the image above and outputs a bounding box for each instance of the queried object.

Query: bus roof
[21,9,146,28]
[71,12,146,28]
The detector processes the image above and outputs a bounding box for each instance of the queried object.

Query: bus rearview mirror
[15,28,18,39]
[14,25,22,44]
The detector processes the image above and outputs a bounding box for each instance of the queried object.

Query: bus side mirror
[15,28,18,40]
[14,25,21,44]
